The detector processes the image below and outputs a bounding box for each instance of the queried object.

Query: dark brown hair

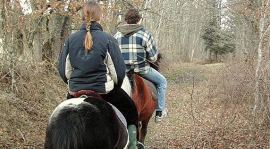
[83,1,102,52]
[124,8,141,24]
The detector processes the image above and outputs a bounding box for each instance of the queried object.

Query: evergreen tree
[201,0,235,62]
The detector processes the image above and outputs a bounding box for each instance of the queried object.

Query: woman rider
[58,1,138,148]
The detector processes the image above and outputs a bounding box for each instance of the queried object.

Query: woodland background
[1,0,270,148]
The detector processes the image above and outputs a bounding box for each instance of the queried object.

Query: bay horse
[128,53,162,145]
[129,74,156,145]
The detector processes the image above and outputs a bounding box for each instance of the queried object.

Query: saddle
[70,90,102,99]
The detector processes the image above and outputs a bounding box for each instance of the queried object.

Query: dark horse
[45,54,162,148]
[44,97,129,149]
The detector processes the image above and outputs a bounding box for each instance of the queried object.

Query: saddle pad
[108,103,129,149]
[108,103,127,128]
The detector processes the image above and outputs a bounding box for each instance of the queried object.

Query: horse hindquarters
[132,75,156,143]
[45,97,123,149]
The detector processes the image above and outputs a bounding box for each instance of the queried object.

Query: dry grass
[0,61,66,148]
[145,61,270,149]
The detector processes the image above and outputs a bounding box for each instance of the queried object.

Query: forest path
[144,62,224,149]
[0,62,224,149]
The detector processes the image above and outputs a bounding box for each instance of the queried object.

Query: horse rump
[44,97,119,149]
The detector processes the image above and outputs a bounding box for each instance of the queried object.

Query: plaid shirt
[114,28,158,73]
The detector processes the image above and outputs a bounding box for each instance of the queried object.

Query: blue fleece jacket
[58,22,126,93]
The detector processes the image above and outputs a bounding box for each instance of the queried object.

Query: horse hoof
[137,142,145,149]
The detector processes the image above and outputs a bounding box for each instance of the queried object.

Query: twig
[190,76,196,125]
[0,73,9,81]
[18,129,26,142]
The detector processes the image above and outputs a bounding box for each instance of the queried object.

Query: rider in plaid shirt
[114,26,158,74]
[114,8,168,123]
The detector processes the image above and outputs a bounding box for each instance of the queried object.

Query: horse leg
[139,118,150,144]
[136,121,146,149]
[137,121,142,140]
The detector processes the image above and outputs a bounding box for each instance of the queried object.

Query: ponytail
[84,16,93,52]
[83,1,101,52]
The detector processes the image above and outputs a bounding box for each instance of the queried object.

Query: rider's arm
[145,32,158,62]
[58,38,69,84]
[107,36,126,88]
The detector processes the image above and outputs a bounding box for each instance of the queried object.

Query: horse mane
[44,97,119,149]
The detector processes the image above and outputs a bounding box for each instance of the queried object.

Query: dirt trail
[144,63,224,149]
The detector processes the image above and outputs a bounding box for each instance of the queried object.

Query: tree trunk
[253,0,270,114]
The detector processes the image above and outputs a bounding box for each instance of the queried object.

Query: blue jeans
[140,67,167,112]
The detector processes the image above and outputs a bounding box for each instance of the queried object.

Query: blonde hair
[83,1,101,52]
